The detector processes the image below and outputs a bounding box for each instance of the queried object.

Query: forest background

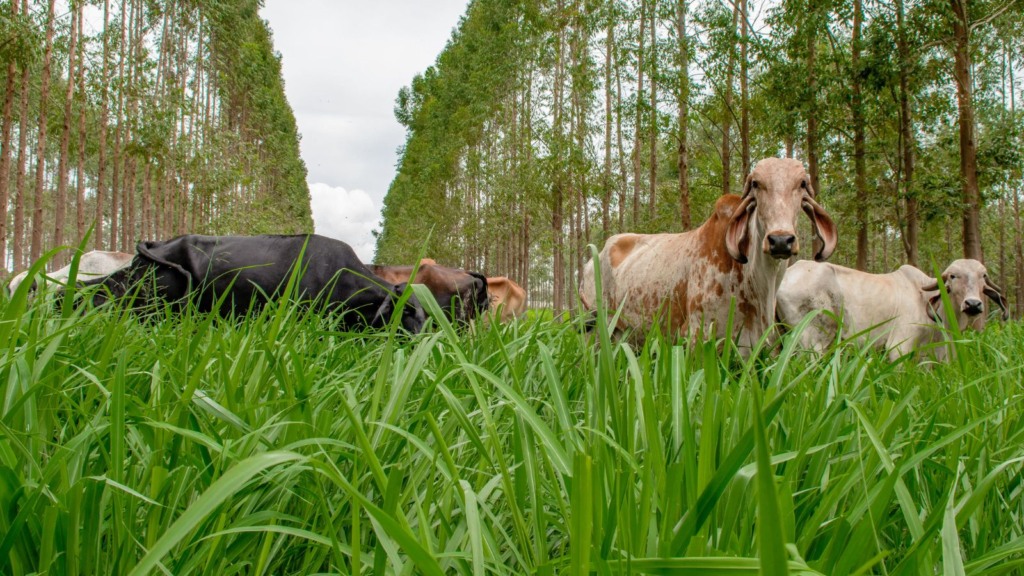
[376,0,1024,314]
[0,0,311,273]
[2,0,1023,317]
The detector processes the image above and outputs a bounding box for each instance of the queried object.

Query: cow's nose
[767,234,796,258]
[963,298,983,316]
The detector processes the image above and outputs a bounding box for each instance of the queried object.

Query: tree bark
[740,0,750,177]
[0,0,19,270]
[950,0,983,261]
[721,1,738,196]
[897,0,918,266]
[31,0,57,263]
[805,6,820,197]
[603,6,613,238]
[632,0,646,227]
[853,0,868,271]
[647,0,657,222]
[96,0,111,250]
[677,0,691,228]
[13,0,31,270]
[55,5,78,264]
[76,4,87,243]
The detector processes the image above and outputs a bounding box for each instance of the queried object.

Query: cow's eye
[751,180,759,190]
[949,274,957,281]
[800,180,808,190]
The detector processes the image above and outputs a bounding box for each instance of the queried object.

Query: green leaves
[2,292,1024,573]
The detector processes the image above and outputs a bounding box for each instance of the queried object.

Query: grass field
[1,274,1023,575]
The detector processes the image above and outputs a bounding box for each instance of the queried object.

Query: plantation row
[0,279,1022,575]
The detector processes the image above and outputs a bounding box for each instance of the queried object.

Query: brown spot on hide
[670,280,690,332]
[609,235,640,268]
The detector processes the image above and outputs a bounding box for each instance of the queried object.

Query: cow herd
[4,156,1010,361]
[7,234,526,333]
[579,157,1009,360]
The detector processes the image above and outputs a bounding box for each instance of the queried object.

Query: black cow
[87,234,426,333]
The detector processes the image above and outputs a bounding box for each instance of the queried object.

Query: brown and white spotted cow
[579,157,838,354]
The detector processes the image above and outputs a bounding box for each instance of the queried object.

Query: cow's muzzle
[963,298,983,317]
[766,233,797,259]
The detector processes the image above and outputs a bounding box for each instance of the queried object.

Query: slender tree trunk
[616,40,627,231]
[96,0,111,250]
[0,0,19,269]
[13,0,31,270]
[1009,42,1022,316]
[722,0,738,195]
[739,0,750,177]
[632,0,647,227]
[31,0,57,263]
[677,0,691,228]
[76,4,87,242]
[853,0,868,270]
[950,0,982,261]
[55,6,79,264]
[603,7,613,238]
[897,0,918,265]
[552,0,565,312]
[111,0,129,251]
[805,6,820,196]
[647,0,657,222]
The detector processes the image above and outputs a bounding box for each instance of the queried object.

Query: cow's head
[922,259,1008,331]
[372,283,426,333]
[726,157,838,263]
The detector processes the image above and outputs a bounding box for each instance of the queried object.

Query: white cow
[776,258,1008,360]
[7,250,134,295]
[579,157,838,354]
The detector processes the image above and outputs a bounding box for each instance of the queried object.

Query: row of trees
[377,0,1024,315]
[0,0,311,272]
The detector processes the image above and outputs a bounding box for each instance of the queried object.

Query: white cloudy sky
[260,1,470,262]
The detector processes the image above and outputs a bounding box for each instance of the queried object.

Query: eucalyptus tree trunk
[646,0,657,222]
[0,0,19,268]
[552,0,566,312]
[111,1,129,252]
[950,0,982,261]
[805,4,820,196]
[677,0,691,228]
[740,0,750,177]
[616,37,627,231]
[96,0,111,250]
[632,0,647,227]
[603,6,613,238]
[1010,42,1022,316]
[13,0,31,269]
[721,1,738,196]
[896,0,917,266]
[31,0,57,263]
[853,0,868,271]
[76,4,87,242]
[55,5,79,264]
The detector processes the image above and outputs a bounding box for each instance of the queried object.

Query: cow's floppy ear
[802,194,837,261]
[725,193,756,263]
[984,277,1010,321]
[925,292,944,324]
[136,241,193,282]
[468,271,490,312]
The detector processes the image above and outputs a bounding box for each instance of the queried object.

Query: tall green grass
[0,274,1022,575]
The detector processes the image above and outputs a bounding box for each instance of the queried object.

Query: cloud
[308,182,381,263]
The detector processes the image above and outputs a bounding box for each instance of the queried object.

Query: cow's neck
[741,220,789,337]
